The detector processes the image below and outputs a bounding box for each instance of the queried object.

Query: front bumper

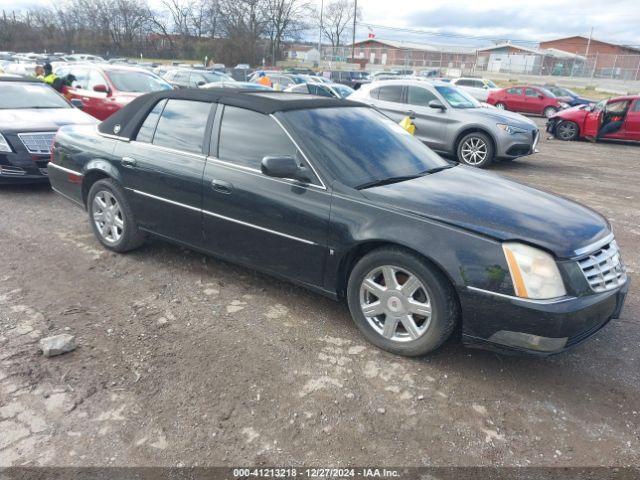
[0,132,51,184]
[459,282,628,356]
[496,128,540,159]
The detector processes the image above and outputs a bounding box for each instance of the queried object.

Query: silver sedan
[349,80,539,168]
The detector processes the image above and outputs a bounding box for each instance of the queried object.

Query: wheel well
[454,128,496,158]
[81,170,111,207]
[337,241,458,300]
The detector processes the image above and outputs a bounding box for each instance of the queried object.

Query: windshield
[108,71,172,93]
[332,85,355,98]
[538,87,556,98]
[435,86,480,108]
[485,80,497,88]
[281,107,448,189]
[0,83,70,109]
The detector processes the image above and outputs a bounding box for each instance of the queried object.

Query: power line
[357,22,640,48]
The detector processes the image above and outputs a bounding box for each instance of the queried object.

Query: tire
[456,132,494,168]
[543,106,558,118]
[495,102,506,110]
[87,178,145,253]
[555,120,579,141]
[346,247,458,357]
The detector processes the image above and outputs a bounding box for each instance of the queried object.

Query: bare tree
[314,0,359,48]
[265,0,309,64]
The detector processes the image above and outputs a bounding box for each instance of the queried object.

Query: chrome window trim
[206,156,328,193]
[47,162,84,177]
[129,188,318,246]
[129,140,207,160]
[573,232,615,258]
[269,114,327,190]
[95,125,130,142]
[466,286,576,305]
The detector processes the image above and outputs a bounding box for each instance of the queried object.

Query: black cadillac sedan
[0,76,96,183]
[48,89,628,357]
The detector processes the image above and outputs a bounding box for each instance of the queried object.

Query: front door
[405,85,446,150]
[202,105,330,287]
[64,68,110,120]
[583,101,604,137]
[623,100,640,140]
[114,98,214,247]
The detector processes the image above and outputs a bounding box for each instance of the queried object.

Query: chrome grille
[18,132,56,155]
[577,240,626,293]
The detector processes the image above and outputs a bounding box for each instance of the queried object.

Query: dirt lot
[1,118,639,468]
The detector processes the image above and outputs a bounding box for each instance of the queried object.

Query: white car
[286,82,354,99]
[449,77,500,102]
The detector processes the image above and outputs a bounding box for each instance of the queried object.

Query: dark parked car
[49,89,627,357]
[0,76,96,183]
[324,70,371,90]
[542,85,594,107]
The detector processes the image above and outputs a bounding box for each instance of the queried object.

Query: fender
[84,158,123,184]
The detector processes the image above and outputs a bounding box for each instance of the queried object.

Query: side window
[218,106,317,184]
[152,99,211,154]
[507,87,523,95]
[377,85,404,103]
[606,101,628,113]
[473,80,485,88]
[309,84,332,97]
[71,69,89,89]
[456,79,471,87]
[174,71,189,84]
[632,101,640,112]
[407,86,437,107]
[135,99,167,143]
[525,88,538,97]
[86,70,107,91]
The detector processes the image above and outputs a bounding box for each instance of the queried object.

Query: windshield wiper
[355,164,454,190]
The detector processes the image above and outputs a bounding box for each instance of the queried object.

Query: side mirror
[538,94,544,100]
[428,100,446,111]
[261,155,310,182]
[197,80,206,87]
[93,84,109,93]
[70,98,84,110]
[407,110,416,120]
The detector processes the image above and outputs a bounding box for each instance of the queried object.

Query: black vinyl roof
[99,88,361,139]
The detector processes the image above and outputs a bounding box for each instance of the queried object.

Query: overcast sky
[2,0,638,48]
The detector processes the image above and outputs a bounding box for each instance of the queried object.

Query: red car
[55,64,172,120]
[487,86,568,118]
[547,95,640,142]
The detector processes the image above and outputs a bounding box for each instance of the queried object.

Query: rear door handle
[211,179,233,194]
[121,156,137,168]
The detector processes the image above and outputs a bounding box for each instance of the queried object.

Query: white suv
[450,77,500,102]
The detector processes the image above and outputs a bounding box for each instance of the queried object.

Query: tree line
[0,0,359,66]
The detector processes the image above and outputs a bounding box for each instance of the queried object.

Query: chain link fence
[317,46,640,82]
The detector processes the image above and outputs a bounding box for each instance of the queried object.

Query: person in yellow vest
[43,63,58,86]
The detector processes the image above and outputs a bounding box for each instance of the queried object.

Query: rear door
[202,105,330,287]
[370,84,406,123]
[405,85,446,150]
[114,98,214,247]
[523,88,542,114]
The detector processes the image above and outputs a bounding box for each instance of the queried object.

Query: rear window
[376,85,403,103]
[152,99,211,154]
[135,99,167,143]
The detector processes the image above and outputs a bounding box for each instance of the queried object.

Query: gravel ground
[0,118,638,468]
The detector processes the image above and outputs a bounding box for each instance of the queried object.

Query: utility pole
[317,0,324,59]
[351,0,358,62]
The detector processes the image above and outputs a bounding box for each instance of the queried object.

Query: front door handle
[211,179,233,194]
[121,156,137,168]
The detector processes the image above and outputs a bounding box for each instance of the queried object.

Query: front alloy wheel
[457,132,494,168]
[555,120,579,141]
[359,265,432,342]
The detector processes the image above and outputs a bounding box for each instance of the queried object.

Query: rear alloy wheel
[347,248,458,356]
[88,179,145,253]
[555,120,579,141]
[495,102,506,110]
[543,106,558,118]
[457,132,494,168]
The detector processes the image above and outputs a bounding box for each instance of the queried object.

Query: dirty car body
[48,89,628,356]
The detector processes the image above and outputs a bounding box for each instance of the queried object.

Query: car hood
[464,107,537,129]
[361,166,610,259]
[0,107,97,132]
[553,104,589,121]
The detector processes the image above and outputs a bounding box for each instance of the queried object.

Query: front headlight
[497,123,527,135]
[559,102,569,109]
[503,242,566,299]
[0,133,12,153]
